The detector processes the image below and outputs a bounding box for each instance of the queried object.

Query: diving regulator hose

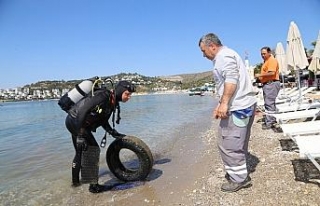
[90,77,115,148]
[91,77,114,96]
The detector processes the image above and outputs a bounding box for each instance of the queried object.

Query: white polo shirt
[212,46,256,111]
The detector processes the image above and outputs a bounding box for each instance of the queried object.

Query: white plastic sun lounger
[279,87,299,96]
[277,87,313,100]
[280,87,297,93]
[257,87,317,109]
[276,87,317,104]
[275,101,320,113]
[292,135,320,172]
[280,120,320,137]
[270,109,320,124]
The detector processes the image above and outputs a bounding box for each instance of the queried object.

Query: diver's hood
[115,81,135,102]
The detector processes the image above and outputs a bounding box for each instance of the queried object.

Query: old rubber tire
[106,136,154,182]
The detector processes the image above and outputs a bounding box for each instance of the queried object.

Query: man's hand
[76,135,88,151]
[109,129,126,139]
[213,102,229,119]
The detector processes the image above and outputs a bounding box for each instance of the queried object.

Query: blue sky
[0,0,319,88]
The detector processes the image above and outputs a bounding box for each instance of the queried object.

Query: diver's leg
[80,132,107,193]
[65,116,82,187]
[72,134,81,187]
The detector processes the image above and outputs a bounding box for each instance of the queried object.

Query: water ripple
[0,95,218,203]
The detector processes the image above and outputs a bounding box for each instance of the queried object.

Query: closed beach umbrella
[286,21,309,98]
[308,31,320,75]
[275,42,287,92]
[276,42,288,75]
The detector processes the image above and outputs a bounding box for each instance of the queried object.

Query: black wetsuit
[65,88,115,184]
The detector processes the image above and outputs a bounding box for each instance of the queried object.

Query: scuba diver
[64,80,136,193]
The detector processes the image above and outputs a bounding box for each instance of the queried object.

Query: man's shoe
[262,124,272,130]
[221,176,252,193]
[271,123,283,132]
[225,173,231,182]
[72,180,81,187]
[256,117,265,123]
[89,184,108,193]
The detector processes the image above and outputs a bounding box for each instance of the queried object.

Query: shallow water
[0,94,217,205]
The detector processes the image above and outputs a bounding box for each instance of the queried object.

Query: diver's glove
[109,129,126,139]
[76,135,88,151]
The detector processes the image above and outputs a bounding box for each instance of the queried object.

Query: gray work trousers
[262,81,281,126]
[218,103,256,183]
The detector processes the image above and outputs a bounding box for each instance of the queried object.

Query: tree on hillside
[254,63,262,75]
[308,41,317,56]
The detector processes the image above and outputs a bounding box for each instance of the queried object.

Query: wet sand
[63,112,320,206]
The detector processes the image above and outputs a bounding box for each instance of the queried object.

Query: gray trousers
[262,81,281,126]
[218,103,256,183]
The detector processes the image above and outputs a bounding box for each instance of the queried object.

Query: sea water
[0,93,217,205]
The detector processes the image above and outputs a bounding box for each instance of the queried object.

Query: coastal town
[0,72,215,102]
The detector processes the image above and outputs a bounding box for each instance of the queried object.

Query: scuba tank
[58,80,93,112]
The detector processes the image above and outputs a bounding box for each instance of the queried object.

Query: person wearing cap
[199,33,257,192]
[255,46,280,130]
[65,80,135,193]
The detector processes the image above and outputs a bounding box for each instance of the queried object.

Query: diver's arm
[102,119,113,134]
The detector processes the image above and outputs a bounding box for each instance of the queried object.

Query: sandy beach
[63,111,320,206]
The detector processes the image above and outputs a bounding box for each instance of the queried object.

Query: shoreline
[0,90,214,103]
[65,111,320,205]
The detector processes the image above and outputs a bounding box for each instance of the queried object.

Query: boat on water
[188,90,205,96]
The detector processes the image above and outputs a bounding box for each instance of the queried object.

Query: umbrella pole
[295,69,302,100]
[282,73,286,94]
[316,60,319,90]
[290,45,302,101]
[315,70,318,90]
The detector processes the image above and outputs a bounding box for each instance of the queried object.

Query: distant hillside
[179,71,212,83]
[17,71,214,92]
[160,70,213,88]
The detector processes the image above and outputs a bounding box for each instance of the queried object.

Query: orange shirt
[259,56,279,84]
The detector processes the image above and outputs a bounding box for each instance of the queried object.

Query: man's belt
[262,80,279,85]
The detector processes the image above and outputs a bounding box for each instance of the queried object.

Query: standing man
[255,46,280,130]
[199,33,257,192]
